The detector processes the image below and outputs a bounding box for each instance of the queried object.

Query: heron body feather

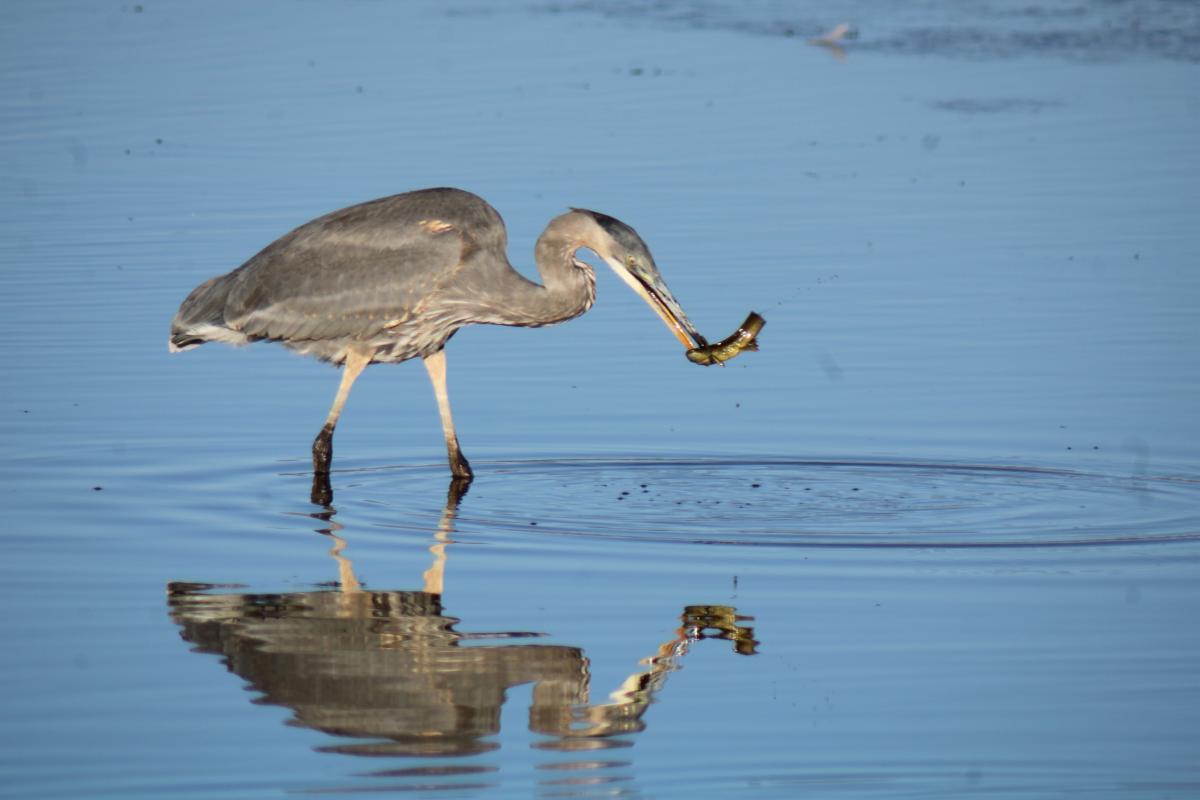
[171,188,598,364]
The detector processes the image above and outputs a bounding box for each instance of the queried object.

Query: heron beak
[606,257,706,350]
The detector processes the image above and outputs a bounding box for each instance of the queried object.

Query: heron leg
[423,349,473,480]
[313,349,373,474]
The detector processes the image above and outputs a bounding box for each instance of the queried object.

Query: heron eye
[626,255,637,268]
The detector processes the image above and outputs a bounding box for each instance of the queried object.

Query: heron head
[571,209,706,350]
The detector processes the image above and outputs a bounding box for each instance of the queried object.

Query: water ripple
[330,458,1200,549]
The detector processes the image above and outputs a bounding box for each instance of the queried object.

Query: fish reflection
[167,479,757,788]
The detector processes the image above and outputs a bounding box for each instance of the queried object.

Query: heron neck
[526,220,597,326]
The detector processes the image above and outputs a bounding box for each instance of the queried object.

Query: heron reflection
[167,481,757,773]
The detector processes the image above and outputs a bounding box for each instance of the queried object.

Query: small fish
[686,311,765,367]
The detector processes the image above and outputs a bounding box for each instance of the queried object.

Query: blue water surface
[2,2,1199,798]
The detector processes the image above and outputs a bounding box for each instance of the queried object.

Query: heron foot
[449,448,473,480]
[312,425,334,473]
[310,470,333,506]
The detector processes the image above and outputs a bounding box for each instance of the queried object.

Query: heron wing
[223,194,491,343]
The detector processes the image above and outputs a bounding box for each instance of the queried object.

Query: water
[2,1,1199,797]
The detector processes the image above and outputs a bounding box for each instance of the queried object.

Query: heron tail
[169,274,247,352]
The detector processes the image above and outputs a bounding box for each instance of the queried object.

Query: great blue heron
[170,187,706,480]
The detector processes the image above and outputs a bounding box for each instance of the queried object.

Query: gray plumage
[170,187,703,481]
